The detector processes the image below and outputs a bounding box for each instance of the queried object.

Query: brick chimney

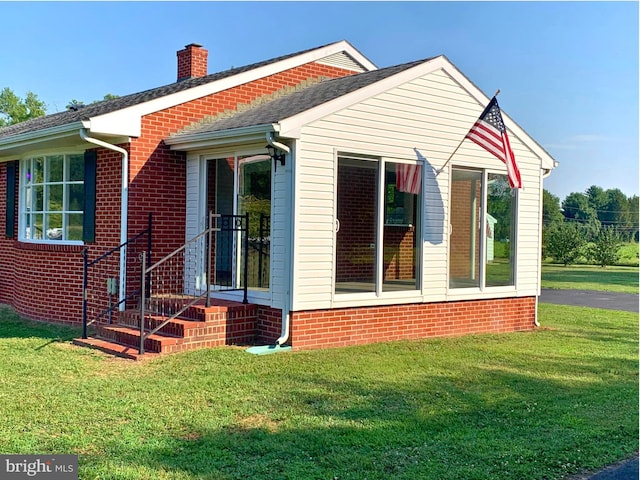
[177,43,208,81]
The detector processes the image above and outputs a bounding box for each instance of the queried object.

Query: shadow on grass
[0,306,81,341]
[79,350,638,480]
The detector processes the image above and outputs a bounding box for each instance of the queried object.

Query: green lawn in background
[541,264,639,294]
[0,304,637,480]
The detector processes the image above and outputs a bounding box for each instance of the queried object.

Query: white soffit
[87,40,378,138]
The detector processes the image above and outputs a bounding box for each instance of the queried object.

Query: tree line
[543,187,638,266]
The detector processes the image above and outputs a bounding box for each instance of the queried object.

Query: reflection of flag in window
[396,163,421,195]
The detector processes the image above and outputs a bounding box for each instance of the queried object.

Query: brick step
[72,337,158,361]
[118,311,213,338]
[96,324,184,353]
[73,299,261,358]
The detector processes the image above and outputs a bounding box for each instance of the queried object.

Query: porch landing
[72,299,259,360]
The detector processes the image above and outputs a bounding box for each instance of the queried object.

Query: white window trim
[447,166,519,296]
[331,151,424,303]
[18,151,86,246]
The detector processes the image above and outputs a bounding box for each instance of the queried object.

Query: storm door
[206,154,271,291]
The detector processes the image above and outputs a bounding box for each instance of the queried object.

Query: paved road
[540,289,638,313]
[540,289,638,480]
[588,456,639,480]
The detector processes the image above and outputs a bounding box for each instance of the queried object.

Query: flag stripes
[396,163,421,195]
[464,96,522,189]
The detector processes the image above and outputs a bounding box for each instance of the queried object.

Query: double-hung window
[20,153,85,242]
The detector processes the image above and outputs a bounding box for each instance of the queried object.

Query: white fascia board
[0,122,85,150]
[88,41,378,139]
[166,124,276,151]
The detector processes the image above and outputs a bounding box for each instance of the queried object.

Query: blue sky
[1,1,637,201]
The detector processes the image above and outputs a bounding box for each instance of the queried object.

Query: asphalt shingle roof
[170,58,431,137]
[0,43,340,140]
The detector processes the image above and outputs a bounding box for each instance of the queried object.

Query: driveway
[540,289,638,313]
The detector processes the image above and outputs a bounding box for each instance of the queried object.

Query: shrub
[545,222,586,266]
[587,226,622,267]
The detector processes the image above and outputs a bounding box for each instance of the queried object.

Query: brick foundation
[289,296,536,350]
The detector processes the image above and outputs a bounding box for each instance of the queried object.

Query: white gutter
[79,129,129,311]
[265,132,292,346]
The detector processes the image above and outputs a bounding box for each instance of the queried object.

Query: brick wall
[256,305,282,344]
[289,296,536,350]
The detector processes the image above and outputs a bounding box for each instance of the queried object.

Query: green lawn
[0,304,637,480]
[542,264,639,294]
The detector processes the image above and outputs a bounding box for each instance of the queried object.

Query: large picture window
[449,168,516,289]
[20,154,85,242]
[335,155,421,295]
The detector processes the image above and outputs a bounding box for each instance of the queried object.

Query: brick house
[0,41,556,356]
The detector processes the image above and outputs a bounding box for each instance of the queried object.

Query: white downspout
[80,129,129,311]
[266,132,292,346]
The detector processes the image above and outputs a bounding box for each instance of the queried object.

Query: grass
[542,264,639,294]
[0,304,637,480]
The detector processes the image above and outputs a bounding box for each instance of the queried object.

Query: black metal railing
[82,213,152,339]
[137,212,248,354]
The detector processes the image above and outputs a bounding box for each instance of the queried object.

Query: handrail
[138,212,249,354]
[82,213,152,339]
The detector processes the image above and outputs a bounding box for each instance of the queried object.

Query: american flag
[465,97,522,189]
[396,163,421,195]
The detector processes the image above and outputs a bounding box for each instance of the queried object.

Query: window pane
[238,157,271,290]
[47,184,63,211]
[449,169,482,289]
[46,213,63,240]
[66,214,83,241]
[335,157,378,294]
[68,154,84,181]
[32,158,44,184]
[32,214,44,240]
[383,162,419,292]
[68,184,84,211]
[486,174,515,286]
[47,155,64,182]
[33,185,44,212]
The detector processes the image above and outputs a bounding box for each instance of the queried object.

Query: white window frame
[19,152,85,245]
[447,166,518,295]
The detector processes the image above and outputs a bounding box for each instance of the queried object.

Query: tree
[562,191,600,240]
[543,189,564,227]
[545,222,586,266]
[66,94,120,110]
[0,87,46,126]
[629,195,639,242]
[585,185,608,214]
[587,225,622,267]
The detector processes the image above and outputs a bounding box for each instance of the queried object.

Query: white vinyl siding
[291,69,544,311]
